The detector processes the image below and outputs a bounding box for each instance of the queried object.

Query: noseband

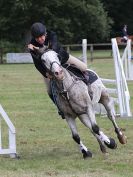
[50,61,61,74]
[42,58,61,77]
[41,49,61,76]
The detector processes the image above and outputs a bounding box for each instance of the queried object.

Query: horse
[41,50,127,159]
[116,35,133,44]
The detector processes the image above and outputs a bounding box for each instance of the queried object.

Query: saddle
[63,64,98,85]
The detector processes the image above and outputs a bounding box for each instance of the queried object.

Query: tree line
[0,0,133,46]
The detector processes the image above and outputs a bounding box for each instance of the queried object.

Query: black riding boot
[83,71,93,100]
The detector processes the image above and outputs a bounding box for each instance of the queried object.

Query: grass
[0,61,133,177]
[70,50,112,60]
[70,47,129,61]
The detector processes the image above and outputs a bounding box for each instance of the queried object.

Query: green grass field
[0,60,133,177]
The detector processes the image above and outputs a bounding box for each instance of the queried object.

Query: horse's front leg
[65,116,92,159]
[99,91,127,144]
[79,114,107,154]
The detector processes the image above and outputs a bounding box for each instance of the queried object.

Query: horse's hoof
[115,128,127,144]
[82,149,92,159]
[117,133,127,144]
[104,138,117,149]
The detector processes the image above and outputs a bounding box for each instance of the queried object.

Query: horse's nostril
[55,72,59,75]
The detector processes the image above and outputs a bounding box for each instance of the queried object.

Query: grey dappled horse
[41,50,126,159]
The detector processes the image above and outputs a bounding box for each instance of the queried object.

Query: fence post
[90,44,93,62]
[0,48,3,64]
[67,46,70,53]
[82,39,87,64]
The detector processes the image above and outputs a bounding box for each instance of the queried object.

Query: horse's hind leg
[99,90,127,144]
[65,116,92,159]
[87,107,117,150]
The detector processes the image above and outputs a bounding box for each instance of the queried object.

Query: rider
[122,24,128,42]
[28,22,89,118]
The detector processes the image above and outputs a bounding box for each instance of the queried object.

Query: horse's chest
[57,82,90,114]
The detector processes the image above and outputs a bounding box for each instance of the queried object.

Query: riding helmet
[31,22,46,38]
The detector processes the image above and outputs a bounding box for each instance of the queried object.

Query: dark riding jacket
[122,28,128,37]
[29,30,69,78]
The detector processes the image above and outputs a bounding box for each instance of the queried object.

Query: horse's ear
[33,47,45,55]
[39,46,48,54]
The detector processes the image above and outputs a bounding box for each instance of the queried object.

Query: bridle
[50,61,61,75]
[43,56,78,95]
[42,50,86,115]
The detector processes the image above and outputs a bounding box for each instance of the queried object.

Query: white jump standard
[0,104,17,158]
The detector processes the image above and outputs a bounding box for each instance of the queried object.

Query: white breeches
[67,55,87,71]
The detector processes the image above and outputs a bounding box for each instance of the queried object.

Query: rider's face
[35,35,46,44]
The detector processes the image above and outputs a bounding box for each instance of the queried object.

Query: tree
[0,0,112,44]
[100,0,133,37]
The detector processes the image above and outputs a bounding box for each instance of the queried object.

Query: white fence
[111,38,132,117]
[82,39,132,118]
[95,78,118,116]
[6,53,33,63]
[120,39,133,80]
[0,104,17,158]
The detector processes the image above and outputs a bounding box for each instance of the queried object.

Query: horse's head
[41,50,64,80]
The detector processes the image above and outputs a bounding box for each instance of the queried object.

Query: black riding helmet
[31,22,46,38]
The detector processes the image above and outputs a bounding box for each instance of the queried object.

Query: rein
[59,79,82,115]
[42,51,86,115]
[54,68,86,115]
[49,62,81,102]
[50,66,83,115]
[49,61,78,94]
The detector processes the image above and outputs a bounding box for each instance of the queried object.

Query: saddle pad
[63,64,98,85]
[87,70,98,84]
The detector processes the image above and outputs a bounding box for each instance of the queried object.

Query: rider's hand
[28,44,39,51]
